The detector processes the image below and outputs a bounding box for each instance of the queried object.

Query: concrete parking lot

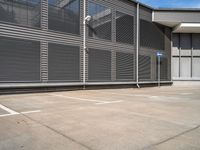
[0,85,200,150]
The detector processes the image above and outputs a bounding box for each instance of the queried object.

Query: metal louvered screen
[116,11,134,45]
[116,52,134,80]
[88,49,111,81]
[0,0,41,27]
[48,43,80,82]
[139,55,151,81]
[48,0,80,34]
[157,57,168,80]
[88,2,112,41]
[140,19,164,50]
[0,36,40,82]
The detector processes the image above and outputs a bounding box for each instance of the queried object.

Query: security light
[84,15,91,22]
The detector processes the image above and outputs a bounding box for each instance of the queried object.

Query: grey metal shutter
[88,48,111,81]
[0,36,40,82]
[116,52,134,80]
[180,33,191,50]
[48,43,80,82]
[192,34,200,50]
[139,55,151,80]
[172,33,179,49]
[116,11,134,45]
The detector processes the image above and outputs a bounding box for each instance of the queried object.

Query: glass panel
[88,2,112,40]
[0,0,41,27]
[116,11,134,45]
[48,0,80,34]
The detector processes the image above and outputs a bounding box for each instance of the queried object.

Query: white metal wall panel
[192,57,200,78]
[180,57,191,78]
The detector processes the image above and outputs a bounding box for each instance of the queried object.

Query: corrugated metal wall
[0,0,172,87]
[139,6,171,82]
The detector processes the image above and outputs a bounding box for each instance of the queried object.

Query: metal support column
[136,3,140,88]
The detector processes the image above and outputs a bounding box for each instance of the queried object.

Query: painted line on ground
[21,110,41,114]
[50,94,123,105]
[96,100,123,105]
[0,104,19,115]
[0,104,41,118]
[180,93,193,95]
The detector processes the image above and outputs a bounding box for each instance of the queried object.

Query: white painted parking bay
[0,86,200,150]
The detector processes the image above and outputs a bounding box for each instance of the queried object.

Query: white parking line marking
[96,100,123,105]
[0,110,41,118]
[21,110,41,114]
[180,93,192,95]
[51,94,106,103]
[0,104,19,115]
[50,94,123,105]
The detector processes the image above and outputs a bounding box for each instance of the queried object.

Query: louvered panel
[139,55,151,80]
[48,43,80,82]
[116,11,134,45]
[88,48,111,81]
[157,57,169,80]
[0,36,40,82]
[116,52,134,80]
[0,0,41,28]
[88,2,112,41]
[48,0,80,35]
[140,19,164,50]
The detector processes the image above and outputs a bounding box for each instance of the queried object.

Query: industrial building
[0,0,199,89]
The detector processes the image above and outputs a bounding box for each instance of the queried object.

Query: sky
[138,0,200,8]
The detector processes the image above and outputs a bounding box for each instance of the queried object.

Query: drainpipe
[136,2,140,88]
[83,0,86,89]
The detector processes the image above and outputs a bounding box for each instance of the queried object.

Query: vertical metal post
[136,3,140,88]
[83,0,86,89]
[158,56,161,87]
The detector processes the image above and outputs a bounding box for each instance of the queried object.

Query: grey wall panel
[154,11,200,23]
[0,36,40,82]
[139,55,151,80]
[192,57,200,78]
[48,43,80,82]
[88,48,111,81]
[180,33,191,50]
[192,34,200,50]
[172,33,179,56]
[116,52,134,80]
[180,57,191,78]
[172,57,179,78]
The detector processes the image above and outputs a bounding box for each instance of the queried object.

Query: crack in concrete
[141,124,200,150]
